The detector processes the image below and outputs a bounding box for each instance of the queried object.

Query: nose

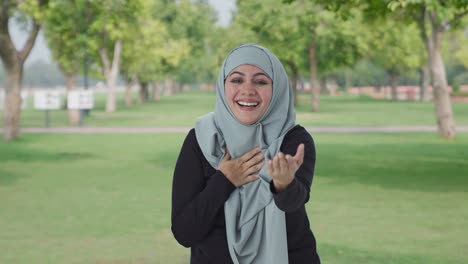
[240,81,256,95]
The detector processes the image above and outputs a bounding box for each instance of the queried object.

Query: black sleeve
[171,129,236,248]
[270,126,316,212]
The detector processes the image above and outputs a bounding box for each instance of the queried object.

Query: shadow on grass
[316,141,468,193]
[319,243,461,264]
[0,169,25,186]
[0,136,95,164]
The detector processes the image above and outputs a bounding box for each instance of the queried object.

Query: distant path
[3,126,467,134]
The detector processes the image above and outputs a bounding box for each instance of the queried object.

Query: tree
[391,0,467,138]
[236,0,365,111]
[85,0,142,112]
[302,0,468,138]
[0,0,48,140]
[155,0,218,90]
[120,0,189,105]
[44,0,89,125]
[367,19,423,100]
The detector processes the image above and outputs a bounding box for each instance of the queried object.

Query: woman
[171,43,320,263]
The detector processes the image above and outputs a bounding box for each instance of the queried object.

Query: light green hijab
[195,43,295,263]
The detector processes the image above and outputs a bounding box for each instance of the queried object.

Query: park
[1,0,468,263]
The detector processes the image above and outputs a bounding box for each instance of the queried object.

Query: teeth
[238,101,258,107]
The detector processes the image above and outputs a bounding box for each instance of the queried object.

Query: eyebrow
[229,71,270,78]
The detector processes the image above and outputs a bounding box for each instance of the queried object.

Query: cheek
[260,87,273,107]
[224,85,237,102]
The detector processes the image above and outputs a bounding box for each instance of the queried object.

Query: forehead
[227,64,270,77]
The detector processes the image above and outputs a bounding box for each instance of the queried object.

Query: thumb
[294,144,305,165]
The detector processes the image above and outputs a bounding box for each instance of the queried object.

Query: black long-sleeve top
[171,125,320,263]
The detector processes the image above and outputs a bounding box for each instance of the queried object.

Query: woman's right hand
[218,147,264,187]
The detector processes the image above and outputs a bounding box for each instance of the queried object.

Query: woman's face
[224,64,273,125]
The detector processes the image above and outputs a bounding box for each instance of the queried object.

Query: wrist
[273,179,290,192]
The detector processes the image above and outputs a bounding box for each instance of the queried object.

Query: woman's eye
[254,79,269,85]
[230,79,243,84]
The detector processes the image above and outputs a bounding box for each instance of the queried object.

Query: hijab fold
[195,43,295,264]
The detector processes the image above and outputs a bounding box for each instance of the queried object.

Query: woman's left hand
[267,144,304,192]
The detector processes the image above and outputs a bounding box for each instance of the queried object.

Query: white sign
[0,90,28,110]
[68,90,94,109]
[34,90,61,110]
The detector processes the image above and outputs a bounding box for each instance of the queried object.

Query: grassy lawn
[4,90,468,128]
[1,133,467,263]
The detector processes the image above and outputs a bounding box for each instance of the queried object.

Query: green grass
[4,90,468,128]
[1,133,467,263]
[297,95,468,127]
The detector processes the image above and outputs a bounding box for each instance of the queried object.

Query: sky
[9,0,236,66]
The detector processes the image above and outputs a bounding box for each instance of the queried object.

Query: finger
[267,160,274,174]
[272,155,280,172]
[241,147,262,163]
[244,151,265,168]
[241,150,263,172]
[278,152,289,172]
[244,174,259,185]
[245,160,264,176]
[285,154,295,168]
[294,144,305,165]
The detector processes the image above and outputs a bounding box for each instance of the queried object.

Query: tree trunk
[418,9,456,138]
[320,78,327,95]
[99,39,122,113]
[418,64,430,102]
[430,30,456,138]
[125,74,137,107]
[124,82,133,107]
[309,41,320,112]
[0,14,40,140]
[287,61,299,106]
[389,71,399,101]
[152,82,161,102]
[174,81,181,94]
[3,65,23,140]
[291,73,298,106]
[344,68,352,91]
[64,72,80,126]
[164,78,174,96]
[138,82,149,104]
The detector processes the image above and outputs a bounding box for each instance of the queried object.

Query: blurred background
[1,0,467,263]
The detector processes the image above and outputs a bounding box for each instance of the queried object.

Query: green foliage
[366,19,424,77]
[168,0,219,83]
[120,0,190,83]
[43,0,145,81]
[232,0,305,75]
[452,24,468,68]
[16,0,50,23]
[44,0,88,75]
[233,0,366,79]
[313,9,367,75]
[453,72,468,88]
[441,26,468,86]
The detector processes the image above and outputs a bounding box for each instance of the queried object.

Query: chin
[238,116,260,125]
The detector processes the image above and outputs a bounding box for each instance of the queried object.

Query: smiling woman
[171,43,321,264]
